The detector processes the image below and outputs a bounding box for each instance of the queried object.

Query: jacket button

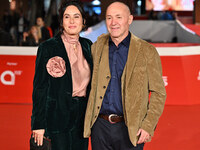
[100,96,103,99]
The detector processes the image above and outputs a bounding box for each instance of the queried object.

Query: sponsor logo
[7,62,18,66]
[0,70,22,85]
[162,76,168,86]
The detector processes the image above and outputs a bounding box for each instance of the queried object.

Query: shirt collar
[109,32,131,48]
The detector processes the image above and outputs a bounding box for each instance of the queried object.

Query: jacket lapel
[125,33,141,86]
[79,37,93,70]
[99,40,110,78]
[95,34,111,90]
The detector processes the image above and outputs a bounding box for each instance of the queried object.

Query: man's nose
[111,19,117,25]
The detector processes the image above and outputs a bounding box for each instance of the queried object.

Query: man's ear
[128,15,133,25]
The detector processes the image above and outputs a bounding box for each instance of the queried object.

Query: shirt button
[103,86,106,89]
[106,76,110,79]
[100,96,103,99]
[97,106,100,109]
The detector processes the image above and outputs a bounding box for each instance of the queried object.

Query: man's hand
[137,129,150,144]
[32,129,45,146]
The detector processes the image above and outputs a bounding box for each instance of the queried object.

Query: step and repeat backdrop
[0,45,200,105]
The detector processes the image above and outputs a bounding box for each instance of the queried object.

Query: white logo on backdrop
[0,70,22,85]
[162,76,168,86]
[198,71,200,81]
[7,62,18,66]
[0,71,15,85]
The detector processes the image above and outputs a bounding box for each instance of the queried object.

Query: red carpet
[0,104,200,150]
[184,24,200,36]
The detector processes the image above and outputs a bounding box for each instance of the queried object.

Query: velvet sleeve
[31,44,49,130]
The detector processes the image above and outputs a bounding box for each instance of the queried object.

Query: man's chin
[110,33,120,38]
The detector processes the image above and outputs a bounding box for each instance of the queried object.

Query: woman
[22,25,41,46]
[31,1,92,150]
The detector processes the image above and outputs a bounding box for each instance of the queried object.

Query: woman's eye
[74,16,80,18]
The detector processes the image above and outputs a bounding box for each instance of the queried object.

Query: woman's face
[62,5,83,35]
[31,26,38,35]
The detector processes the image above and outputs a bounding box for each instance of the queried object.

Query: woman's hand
[32,129,45,146]
[23,32,28,41]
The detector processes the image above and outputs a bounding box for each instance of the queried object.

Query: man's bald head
[106,2,131,16]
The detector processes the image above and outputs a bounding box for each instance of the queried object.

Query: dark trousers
[48,97,88,150]
[91,117,144,150]
[49,131,88,150]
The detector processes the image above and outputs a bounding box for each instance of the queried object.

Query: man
[84,1,166,150]
[36,16,51,42]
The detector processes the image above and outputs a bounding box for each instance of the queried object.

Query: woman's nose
[70,18,74,23]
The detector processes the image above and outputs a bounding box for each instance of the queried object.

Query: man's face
[106,2,133,41]
[36,17,44,27]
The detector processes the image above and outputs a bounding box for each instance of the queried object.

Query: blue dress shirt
[100,32,131,115]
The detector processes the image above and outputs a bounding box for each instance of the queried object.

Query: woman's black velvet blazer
[31,33,93,134]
